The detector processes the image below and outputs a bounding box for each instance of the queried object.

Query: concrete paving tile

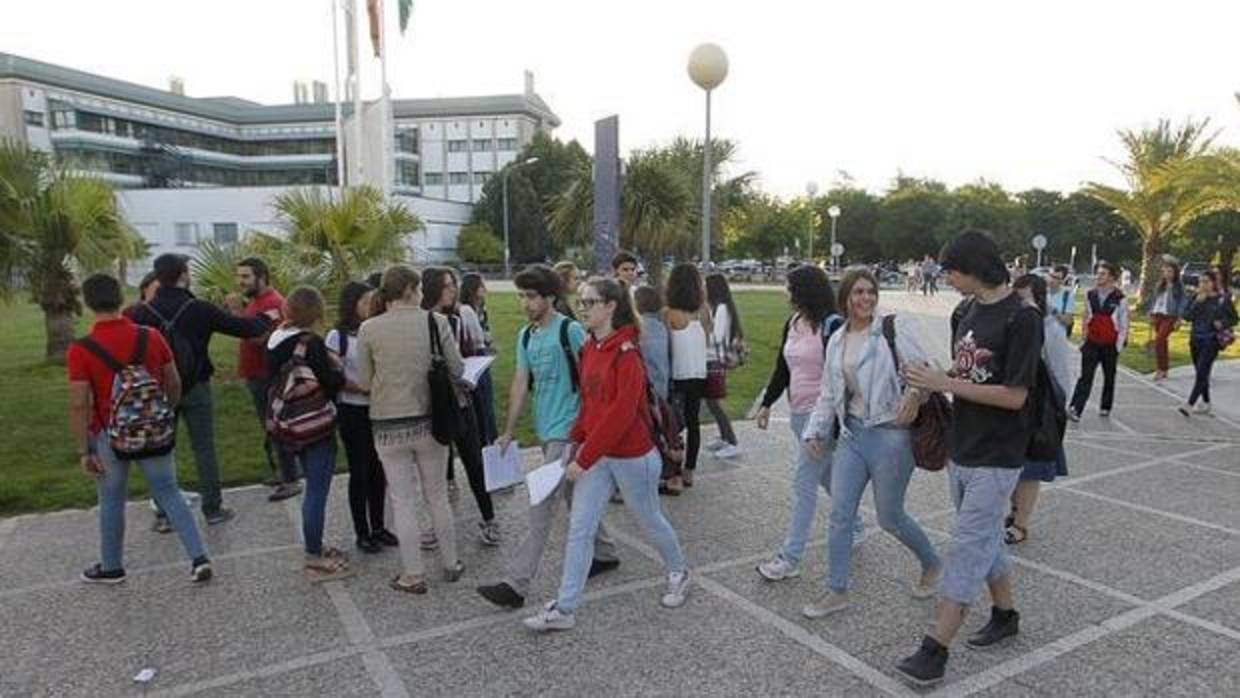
[1052,442,1157,479]
[0,551,348,698]
[1003,491,1240,599]
[1070,462,1240,531]
[1182,447,1240,472]
[1178,579,1240,634]
[208,656,378,697]
[1070,436,1223,460]
[384,590,886,697]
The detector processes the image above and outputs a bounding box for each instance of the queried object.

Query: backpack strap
[427,312,445,359]
[559,317,580,393]
[76,336,124,373]
[881,314,900,370]
[130,326,149,365]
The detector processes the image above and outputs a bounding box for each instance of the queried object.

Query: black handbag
[427,312,464,445]
[1026,360,1067,462]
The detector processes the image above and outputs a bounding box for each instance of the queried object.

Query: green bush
[457,223,504,264]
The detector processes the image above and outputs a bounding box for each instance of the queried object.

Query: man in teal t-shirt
[478,266,620,610]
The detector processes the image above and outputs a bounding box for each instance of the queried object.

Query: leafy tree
[191,234,329,304]
[456,223,504,264]
[727,194,807,266]
[874,176,950,261]
[0,139,143,363]
[812,186,882,265]
[946,181,1029,259]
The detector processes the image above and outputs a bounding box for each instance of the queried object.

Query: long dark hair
[459,272,485,311]
[706,273,743,341]
[337,281,373,334]
[420,266,458,312]
[665,263,704,313]
[1013,273,1048,316]
[786,265,836,331]
[1155,258,1181,295]
[587,277,639,333]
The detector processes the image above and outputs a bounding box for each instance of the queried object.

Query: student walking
[898,231,1043,686]
[421,267,501,546]
[267,288,350,582]
[477,266,621,609]
[1045,265,1076,339]
[665,263,710,487]
[357,266,465,593]
[1178,271,1237,417]
[921,255,939,296]
[1068,261,1128,421]
[69,273,213,585]
[1006,274,1074,545]
[635,286,672,401]
[326,281,397,555]
[799,267,941,618]
[611,251,640,288]
[703,273,744,459]
[131,253,272,531]
[459,272,498,445]
[755,265,863,582]
[553,261,580,320]
[1145,259,1188,382]
[523,278,690,632]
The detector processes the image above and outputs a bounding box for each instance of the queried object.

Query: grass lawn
[0,290,789,515]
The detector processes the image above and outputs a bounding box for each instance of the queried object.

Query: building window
[497,138,518,151]
[395,130,419,154]
[23,111,45,128]
[51,109,76,130]
[472,139,492,152]
[473,171,491,184]
[174,222,199,247]
[449,172,470,185]
[447,139,469,153]
[425,172,444,185]
[212,223,239,245]
[397,161,421,186]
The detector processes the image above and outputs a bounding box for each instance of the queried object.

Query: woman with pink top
[754,265,864,581]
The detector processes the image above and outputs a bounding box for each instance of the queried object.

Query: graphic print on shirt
[950,330,995,384]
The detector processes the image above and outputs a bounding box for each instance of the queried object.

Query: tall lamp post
[827,204,841,271]
[805,182,819,262]
[503,156,540,278]
[688,43,728,265]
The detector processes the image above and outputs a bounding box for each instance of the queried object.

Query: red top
[569,324,654,469]
[239,288,285,380]
[67,317,174,434]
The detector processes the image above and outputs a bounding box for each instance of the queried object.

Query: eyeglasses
[577,297,604,310]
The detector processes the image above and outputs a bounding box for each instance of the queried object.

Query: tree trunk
[1219,244,1236,293]
[1135,232,1162,311]
[38,264,82,365]
[44,309,77,365]
[645,256,665,289]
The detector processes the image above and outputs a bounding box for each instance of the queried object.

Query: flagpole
[378,0,393,197]
[350,0,364,186]
[330,0,346,189]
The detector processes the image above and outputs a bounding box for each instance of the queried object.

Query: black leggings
[1071,341,1118,413]
[336,403,386,540]
[447,403,495,522]
[1188,337,1220,405]
[673,378,706,471]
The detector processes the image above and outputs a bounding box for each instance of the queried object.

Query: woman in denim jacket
[1143,259,1189,381]
[800,267,942,619]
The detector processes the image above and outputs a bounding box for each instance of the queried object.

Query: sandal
[304,553,354,583]
[389,574,428,594]
[1004,523,1028,545]
[659,477,683,496]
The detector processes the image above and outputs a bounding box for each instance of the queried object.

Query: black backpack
[521,318,579,393]
[143,300,201,386]
[1026,360,1067,461]
[427,313,465,445]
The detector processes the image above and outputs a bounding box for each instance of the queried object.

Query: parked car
[1182,262,1211,290]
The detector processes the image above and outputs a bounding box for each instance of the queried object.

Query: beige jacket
[356,305,464,420]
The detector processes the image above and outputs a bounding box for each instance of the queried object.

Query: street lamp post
[805,182,818,263]
[688,43,728,265]
[827,204,841,271]
[502,156,540,278]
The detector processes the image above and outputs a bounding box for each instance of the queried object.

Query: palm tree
[1085,119,1220,306]
[621,152,694,283]
[271,185,420,289]
[0,139,142,363]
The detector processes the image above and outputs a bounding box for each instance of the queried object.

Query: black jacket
[130,286,272,390]
[1183,294,1238,340]
[267,331,344,400]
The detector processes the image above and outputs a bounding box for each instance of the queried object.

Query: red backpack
[1085,289,1123,346]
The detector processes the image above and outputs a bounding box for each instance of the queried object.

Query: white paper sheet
[525,459,565,506]
[460,355,496,388]
[482,441,523,492]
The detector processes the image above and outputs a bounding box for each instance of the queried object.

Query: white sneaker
[704,439,727,452]
[714,444,742,459]
[661,570,691,608]
[1099,409,1111,418]
[912,567,940,600]
[522,602,575,632]
[802,591,849,619]
[756,555,801,581]
[1194,402,1212,415]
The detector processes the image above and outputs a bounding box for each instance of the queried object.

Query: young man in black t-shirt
[898,231,1043,687]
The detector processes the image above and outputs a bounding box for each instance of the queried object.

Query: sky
[4,0,1240,198]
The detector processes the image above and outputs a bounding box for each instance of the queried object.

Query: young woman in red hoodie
[524,278,691,632]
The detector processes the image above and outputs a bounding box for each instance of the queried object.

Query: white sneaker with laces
[661,570,691,608]
[522,602,575,632]
[1194,402,1212,415]
[756,555,801,581]
[714,444,742,459]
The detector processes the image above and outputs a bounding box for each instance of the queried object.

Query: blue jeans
[154,382,223,518]
[246,378,300,484]
[827,419,940,593]
[555,449,686,613]
[297,438,337,557]
[939,463,1021,605]
[95,433,207,571]
[779,412,863,565]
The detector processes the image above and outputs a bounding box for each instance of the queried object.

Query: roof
[0,52,560,127]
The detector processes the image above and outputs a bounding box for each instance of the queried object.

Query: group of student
[65,229,1234,687]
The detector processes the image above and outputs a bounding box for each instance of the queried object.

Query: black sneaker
[357,536,383,554]
[588,558,621,578]
[267,483,302,502]
[372,529,399,547]
[204,507,236,526]
[967,606,1020,648]
[476,582,525,609]
[81,563,127,585]
[895,635,949,687]
[191,557,213,583]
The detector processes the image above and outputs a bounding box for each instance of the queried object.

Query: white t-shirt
[670,319,708,380]
[711,304,732,362]
[325,328,369,406]
[842,329,867,417]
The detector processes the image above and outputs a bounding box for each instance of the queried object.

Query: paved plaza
[3,293,1239,697]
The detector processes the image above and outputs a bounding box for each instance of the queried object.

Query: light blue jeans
[555,449,686,613]
[827,418,940,593]
[95,433,207,571]
[779,413,863,565]
[939,463,1021,605]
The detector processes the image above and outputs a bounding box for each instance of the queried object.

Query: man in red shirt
[68,273,212,585]
[228,257,300,501]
